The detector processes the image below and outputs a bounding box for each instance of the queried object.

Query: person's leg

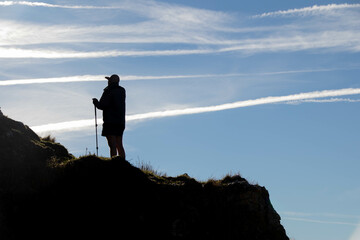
[115,134,125,159]
[106,135,117,157]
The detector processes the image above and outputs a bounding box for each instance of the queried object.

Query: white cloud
[130,0,231,30]
[0,1,126,9]
[253,3,360,18]
[1,27,359,59]
[30,88,360,134]
[0,0,229,26]
[0,1,232,46]
[0,20,229,46]
[1,1,359,58]
[218,31,360,54]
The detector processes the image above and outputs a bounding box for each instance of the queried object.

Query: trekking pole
[94,105,99,156]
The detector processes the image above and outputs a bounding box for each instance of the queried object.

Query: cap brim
[105,76,110,80]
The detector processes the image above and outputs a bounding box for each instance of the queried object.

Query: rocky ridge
[0,113,289,240]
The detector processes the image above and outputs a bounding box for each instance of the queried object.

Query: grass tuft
[134,159,167,177]
[42,135,56,143]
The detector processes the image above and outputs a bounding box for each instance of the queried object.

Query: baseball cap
[105,74,120,83]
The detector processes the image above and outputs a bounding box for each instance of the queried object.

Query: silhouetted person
[93,74,126,158]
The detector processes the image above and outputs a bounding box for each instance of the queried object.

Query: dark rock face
[0,115,73,194]
[0,115,289,240]
[0,114,72,167]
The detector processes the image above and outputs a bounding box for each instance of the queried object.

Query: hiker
[93,74,126,158]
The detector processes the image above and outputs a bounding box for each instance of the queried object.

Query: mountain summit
[0,114,289,240]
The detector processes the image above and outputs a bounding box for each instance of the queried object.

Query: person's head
[105,74,120,85]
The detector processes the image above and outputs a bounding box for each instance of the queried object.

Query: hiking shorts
[101,123,125,136]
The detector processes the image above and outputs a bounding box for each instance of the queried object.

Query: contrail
[0,1,124,9]
[285,98,360,105]
[253,3,360,18]
[349,224,360,240]
[0,47,214,59]
[0,74,220,86]
[0,75,105,85]
[1,67,355,86]
[30,88,360,134]
[281,211,360,219]
[284,217,360,226]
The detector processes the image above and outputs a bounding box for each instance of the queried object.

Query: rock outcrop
[0,113,72,167]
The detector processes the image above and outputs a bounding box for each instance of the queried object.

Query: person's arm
[93,91,111,110]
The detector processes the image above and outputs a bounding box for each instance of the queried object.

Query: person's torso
[102,86,126,125]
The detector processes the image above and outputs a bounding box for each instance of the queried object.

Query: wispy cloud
[0,0,232,45]
[0,18,230,46]
[1,29,360,59]
[253,3,360,18]
[30,88,360,134]
[0,0,230,27]
[1,2,359,58]
[0,1,125,9]
[219,31,360,54]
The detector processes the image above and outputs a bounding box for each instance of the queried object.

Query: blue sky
[1,1,360,239]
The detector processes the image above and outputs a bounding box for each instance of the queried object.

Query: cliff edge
[0,113,289,240]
